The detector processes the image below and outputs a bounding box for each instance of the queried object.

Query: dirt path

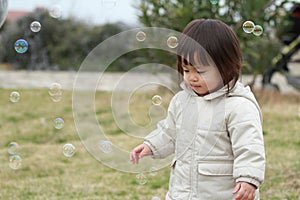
[0,70,299,94]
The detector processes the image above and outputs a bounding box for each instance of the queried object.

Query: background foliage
[135,0,299,77]
[0,0,299,77]
[0,8,129,71]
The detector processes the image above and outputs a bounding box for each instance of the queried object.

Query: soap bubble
[253,25,263,36]
[7,142,19,155]
[98,140,113,154]
[136,31,146,42]
[242,20,255,33]
[152,95,162,106]
[49,5,62,19]
[167,36,178,49]
[49,82,62,102]
[53,117,64,129]
[0,0,8,29]
[9,91,20,103]
[49,82,62,97]
[9,155,22,170]
[30,21,41,32]
[136,172,148,185]
[62,143,76,157]
[210,0,219,5]
[14,39,28,54]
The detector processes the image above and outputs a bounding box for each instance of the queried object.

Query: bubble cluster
[136,172,148,185]
[98,140,113,154]
[0,0,8,29]
[167,36,178,49]
[53,117,64,129]
[242,20,263,36]
[62,143,76,157]
[14,39,28,54]
[30,21,42,32]
[7,142,19,155]
[9,155,22,170]
[49,82,62,102]
[49,5,62,19]
[152,95,162,106]
[136,31,146,42]
[9,91,20,103]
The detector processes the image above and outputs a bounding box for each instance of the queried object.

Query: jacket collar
[180,81,236,101]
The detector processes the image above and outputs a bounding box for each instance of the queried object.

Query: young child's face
[182,61,223,96]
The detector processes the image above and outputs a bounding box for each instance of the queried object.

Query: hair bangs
[177,34,213,68]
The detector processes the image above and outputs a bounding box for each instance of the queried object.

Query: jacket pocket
[197,161,233,176]
[196,161,235,199]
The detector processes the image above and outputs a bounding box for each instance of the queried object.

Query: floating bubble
[30,21,41,32]
[14,39,28,54]
[136,31,146,42]
[136,172,147,185]
[9,155,22,170]
[53,117,64,129]
[49,82,62,96]
[152,95,162,106]
[242,20,255,33]
[99,140,113,154]
[252,25,263,36]
[7,142,19,155]
[151,197,161,200]
[210,0,219,5]
[49,5,62,19]
[149,167,158,176]
[167,36,178,48]
[9,91,20,103]
[101,0,117,8]
[0,0,8,29]
[62,143,76,157]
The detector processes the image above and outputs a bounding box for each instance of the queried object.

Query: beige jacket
[144,81,265,200]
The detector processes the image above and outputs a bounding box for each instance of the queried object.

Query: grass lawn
[0,87,299,200]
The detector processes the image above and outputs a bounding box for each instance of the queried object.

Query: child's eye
[183,69,189,73]
[197,71,206,74]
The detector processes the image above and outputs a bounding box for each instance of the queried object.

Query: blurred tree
[0,8,128,70]
[135,0,298,86]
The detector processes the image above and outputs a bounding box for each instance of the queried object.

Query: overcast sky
[8,0,140,26]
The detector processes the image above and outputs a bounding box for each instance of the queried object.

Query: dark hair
[177,19,242,94]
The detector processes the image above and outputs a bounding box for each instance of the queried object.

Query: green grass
[0,88,299,199]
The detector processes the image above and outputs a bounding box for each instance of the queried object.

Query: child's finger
[232,182,241,194]
[130,152,135,163]
[130,151,138,164]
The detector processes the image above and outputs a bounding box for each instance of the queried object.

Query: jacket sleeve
[227,98,266,188]
[143,95,177,159]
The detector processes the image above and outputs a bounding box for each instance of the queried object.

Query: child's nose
[190,73,199,81]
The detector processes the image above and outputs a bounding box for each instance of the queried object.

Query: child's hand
[232,181,256,200]
[130,144,152,164]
